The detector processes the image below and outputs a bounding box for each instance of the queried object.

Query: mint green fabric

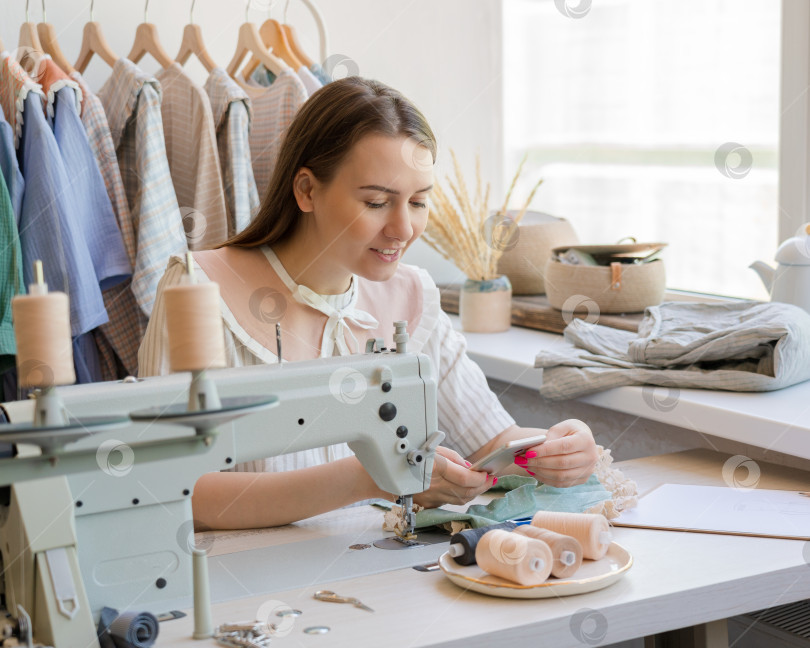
[375,474,612,530]
[0,171,23,373]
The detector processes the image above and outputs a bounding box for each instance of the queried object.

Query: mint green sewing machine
[0,330,441,647]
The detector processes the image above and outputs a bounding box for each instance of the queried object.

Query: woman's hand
[413,446,491,508]
[515,419,598,487]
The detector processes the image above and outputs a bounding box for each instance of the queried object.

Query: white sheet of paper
[613,484,810,540]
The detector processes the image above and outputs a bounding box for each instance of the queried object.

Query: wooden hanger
[282,24,313,68]
[18,0,44,54]
[176,1,216,73]
[242,18,301,80]
[127,0,174,69]
[226,3,288,89]
[38,1,76,74]
[74,1,118,73]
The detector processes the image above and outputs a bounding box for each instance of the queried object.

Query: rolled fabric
[530,511,612,560]
[447,521,517,566]
[475,529,553,585]
[515,525,583,578]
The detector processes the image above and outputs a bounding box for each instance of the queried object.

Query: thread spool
[530,511,613,560]
[474,529,553,586]
[107,609,160,647]
[164,262,226,372]
[447,521,517,566]
[514,526,583,578]
[12,261,75,388]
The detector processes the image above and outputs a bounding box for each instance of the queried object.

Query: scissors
[313,590,374,613]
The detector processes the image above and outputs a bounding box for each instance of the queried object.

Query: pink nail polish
[514,456,527,465]
[525,451,537,458]
[527,470,536,476]
[492,477,498,486]
[465,461,471,467]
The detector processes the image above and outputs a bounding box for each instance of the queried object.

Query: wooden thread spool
[12,262,75,388]
[514,525,583,578]
[447,521,517,566]
[530,511,613,560]
[474,529,552,586]
[164,269,226,373]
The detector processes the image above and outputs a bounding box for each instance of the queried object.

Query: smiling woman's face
[293,134,434,288]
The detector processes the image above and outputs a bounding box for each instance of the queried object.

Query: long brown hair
[223,77,437,249]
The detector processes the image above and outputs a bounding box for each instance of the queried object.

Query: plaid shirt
[98,58,186,321]
[247,68,308,196]
[71,70,145,378]
[204,68,260,237]
[155,64,228,250]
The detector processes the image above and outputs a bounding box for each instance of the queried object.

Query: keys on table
[313,590,374,612]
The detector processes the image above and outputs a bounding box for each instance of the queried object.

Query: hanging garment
[204,68,260,236]
[0,165,22,373]
[250,64,276,87]
[98,58,186,318]
[296,65,322,95]
[138,246,516,473]
[0,54,108,337]
[534,301,810,399]
[40,60,130,292]
[154,63,228,250]
[70,70,147,378]
[251,63,330,90]
[309,62,331,86]
[0,103,23,222]
[247,68,307,195]
[40,59,132,383]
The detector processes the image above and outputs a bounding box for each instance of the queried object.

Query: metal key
[313,590,374,612]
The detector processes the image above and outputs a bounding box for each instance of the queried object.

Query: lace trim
[586,446,639,519]
[45,78,81,119]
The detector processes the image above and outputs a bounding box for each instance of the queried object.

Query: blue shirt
[49,85,130,291]
[17,92,108,337]
[0,103,23,223]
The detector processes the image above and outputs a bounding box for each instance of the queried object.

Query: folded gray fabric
[535,301,810,400]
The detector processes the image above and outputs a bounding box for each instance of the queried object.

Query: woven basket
[496,212,578,295]
[544,258,666,314]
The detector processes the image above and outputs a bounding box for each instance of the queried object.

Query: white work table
[159,450,810,647]
[449,315,810,462]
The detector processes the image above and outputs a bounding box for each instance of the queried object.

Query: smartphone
[468,434,547,475]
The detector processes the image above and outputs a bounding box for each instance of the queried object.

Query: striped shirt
[204,68,260,236]
[139,255,515,473]
[247,68,308,195]
[155,64,228,251]
[98,58,186,319]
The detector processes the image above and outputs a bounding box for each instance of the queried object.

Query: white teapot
[750,223,810,313]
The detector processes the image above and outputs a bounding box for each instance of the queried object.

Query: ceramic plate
[438,542,632,599]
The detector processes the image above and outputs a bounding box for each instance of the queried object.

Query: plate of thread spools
[438,512,633,599]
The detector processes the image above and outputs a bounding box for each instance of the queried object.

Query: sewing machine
[0,339,441,647]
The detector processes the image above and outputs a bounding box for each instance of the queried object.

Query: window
[503,0,781,299]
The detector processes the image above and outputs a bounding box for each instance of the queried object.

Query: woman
[139,77,598,530]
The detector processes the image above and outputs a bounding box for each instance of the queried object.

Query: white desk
[450,315,810,461]
[159,450,810,647]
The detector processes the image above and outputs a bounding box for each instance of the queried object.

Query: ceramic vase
[459,275,512,333]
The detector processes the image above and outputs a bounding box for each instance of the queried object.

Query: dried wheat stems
[423,152,543,281]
